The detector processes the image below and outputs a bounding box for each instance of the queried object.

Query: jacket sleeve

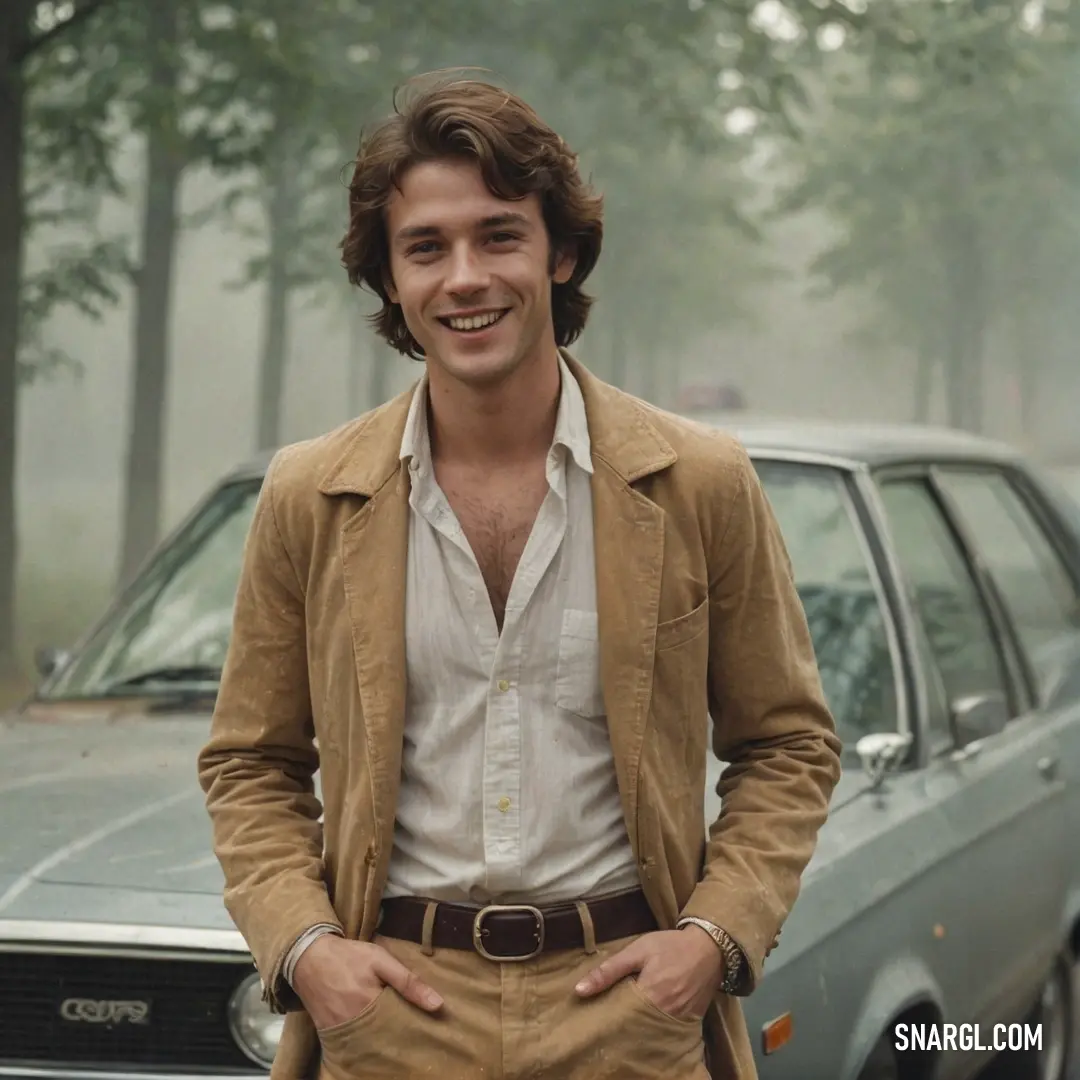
[678,442,842,993]
[197,450,342,1013]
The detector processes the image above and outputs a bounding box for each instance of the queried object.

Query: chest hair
[441,467,549,631]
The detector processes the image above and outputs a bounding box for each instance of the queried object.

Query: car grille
[0,948,260,1071]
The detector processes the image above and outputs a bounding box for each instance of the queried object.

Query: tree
[116,0,185,583]
[111,0,314,580]
[202,0,451,446]
[554,64,775,396]
[774,0,1080,433]
[0,0,116,672]
[63,0,315,581]
[210,0,392,449]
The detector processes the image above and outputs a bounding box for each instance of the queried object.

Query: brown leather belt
[377,888,657,961]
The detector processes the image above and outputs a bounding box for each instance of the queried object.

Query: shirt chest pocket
[555,609,607,718]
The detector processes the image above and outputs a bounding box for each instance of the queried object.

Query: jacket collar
[315,350,677,496]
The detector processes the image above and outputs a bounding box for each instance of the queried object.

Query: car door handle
[951,740,983,763]
[1037,756,1059,781]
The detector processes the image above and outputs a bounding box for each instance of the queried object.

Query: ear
[551,246,576,286]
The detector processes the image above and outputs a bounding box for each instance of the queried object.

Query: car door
[932,464,1080,983]
[874,468,1067,1036]
[719,460,978,1080]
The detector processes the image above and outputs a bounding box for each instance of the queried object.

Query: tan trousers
[316,931,712,1079]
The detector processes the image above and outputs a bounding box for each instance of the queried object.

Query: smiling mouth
[438,310,509,333]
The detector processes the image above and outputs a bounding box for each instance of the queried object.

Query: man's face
[384,159,575,388]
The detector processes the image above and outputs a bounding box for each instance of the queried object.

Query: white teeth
[447,311,502,331]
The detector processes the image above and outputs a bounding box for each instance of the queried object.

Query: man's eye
[408,242,439,256]
[489,232,518,244]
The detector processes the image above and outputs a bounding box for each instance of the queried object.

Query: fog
[5,0,1080,692]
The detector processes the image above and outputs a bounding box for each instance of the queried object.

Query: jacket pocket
[316,986,395,1072]
[316,986,390,1039]
[647,603,711,785]
[627,976,707,1027]
[655,597,708,653]
[555,609,606,717]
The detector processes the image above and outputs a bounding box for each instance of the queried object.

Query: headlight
[228,972,284,1068]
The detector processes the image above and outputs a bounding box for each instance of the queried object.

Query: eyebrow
[393,212,532,246]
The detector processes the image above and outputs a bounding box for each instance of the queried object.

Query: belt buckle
[472,904,545,962]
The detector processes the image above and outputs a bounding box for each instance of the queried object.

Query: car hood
[1,702,869,933]
[0,701,231,928]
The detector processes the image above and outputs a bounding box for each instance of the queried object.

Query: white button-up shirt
[382,354,640,904]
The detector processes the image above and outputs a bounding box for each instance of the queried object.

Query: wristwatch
[676,916,748,996]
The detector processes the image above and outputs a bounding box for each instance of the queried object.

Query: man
[198,73,841,1080]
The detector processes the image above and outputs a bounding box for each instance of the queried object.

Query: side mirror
[855,731,913,789]
[949,692,1008,751]
[34,646,72,680]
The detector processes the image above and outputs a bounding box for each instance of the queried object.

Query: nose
[444,241,490,296]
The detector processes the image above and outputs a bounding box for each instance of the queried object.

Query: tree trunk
[368,343,393,410]
[608,320,627,390]
[117,0,182,585]
[581,320,609,381]
[636,314,664,405]
[346,303,366,417]
[940,203,986,433]
[943,312,985,433]
[0,0,33,671]
[913,341,935,424]
[1012,304,1037,446]
[255,134,295,451]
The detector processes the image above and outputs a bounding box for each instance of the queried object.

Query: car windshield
[754,460,901,755]
[41,478,262,700]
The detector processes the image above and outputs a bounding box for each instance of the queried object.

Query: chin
[440,348,524,387]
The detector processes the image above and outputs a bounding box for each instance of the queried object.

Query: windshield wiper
[103,664,223,693]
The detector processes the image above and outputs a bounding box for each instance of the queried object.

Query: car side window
[876,478,1011,746]
[756,462,900,757]
[935,469,1080,704]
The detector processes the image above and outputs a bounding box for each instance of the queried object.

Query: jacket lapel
[339,481,410,845]
[318,388,417,860]
[565,355,678,857]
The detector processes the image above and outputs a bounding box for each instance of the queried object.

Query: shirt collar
[399,352,593,476]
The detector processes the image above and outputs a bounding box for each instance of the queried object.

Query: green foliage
[16,3,131,381]
[18,235,131,383]
[15,0,339,379]
[773,0,1080,426]
[23,0,1062,391]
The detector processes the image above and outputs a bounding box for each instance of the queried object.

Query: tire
[1010,957,1073,1080]
[857,1034,901,1080]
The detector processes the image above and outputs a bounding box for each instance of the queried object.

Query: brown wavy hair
[341,72,604,359]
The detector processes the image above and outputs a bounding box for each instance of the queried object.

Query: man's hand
[574,928,723,1021]
[293,934,443,1031]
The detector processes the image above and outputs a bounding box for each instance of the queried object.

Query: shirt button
[497,679,510,692]
[497,796,511,812]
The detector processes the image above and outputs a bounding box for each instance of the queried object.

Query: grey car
[2,419,1079,1080]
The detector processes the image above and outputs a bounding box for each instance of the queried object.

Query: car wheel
[1012,957,1073,1080]
[857,1034,900,1080]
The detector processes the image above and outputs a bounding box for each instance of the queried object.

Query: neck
[426,346,562,467]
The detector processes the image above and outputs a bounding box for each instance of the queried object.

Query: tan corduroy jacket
[197,354,842,1080]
